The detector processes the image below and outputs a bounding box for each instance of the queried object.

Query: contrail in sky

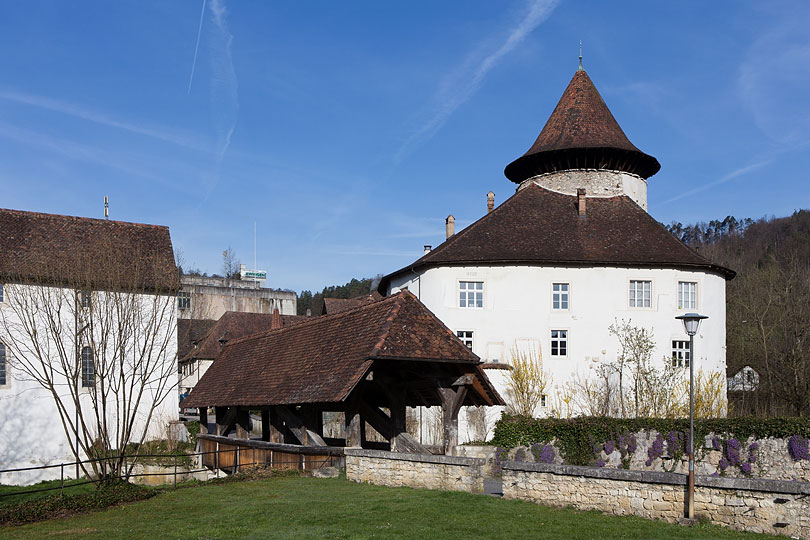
[394,0,559,163]
[187,0,207,96]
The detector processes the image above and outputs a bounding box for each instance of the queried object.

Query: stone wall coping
[344,448,484,467]
[503,461,810,495]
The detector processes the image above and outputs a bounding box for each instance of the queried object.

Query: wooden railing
[196,434,344,474]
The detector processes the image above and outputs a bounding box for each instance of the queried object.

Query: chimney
[305,308,311,317]
[424,245,432,254]
[487,191,495,213]
[577,188,587,217]
[445,215,455,239]
[271,307,282,329]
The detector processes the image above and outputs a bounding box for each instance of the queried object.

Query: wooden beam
[215,406,238,437]
[261,409,270,442]
[199,408,208,435]
[276,405,327,446]
[358,401,394,441]
[235,408,251,439]
[393,432,431,454]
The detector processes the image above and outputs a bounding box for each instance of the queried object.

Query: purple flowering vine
[646,434,664,466]
[604,440,616,455]
[538,445,555,464]
[788,435,810,461]
[726,438,742,466]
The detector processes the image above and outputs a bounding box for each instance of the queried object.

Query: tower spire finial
[578,40,584,71]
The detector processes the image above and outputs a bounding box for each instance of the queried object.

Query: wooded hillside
[297,277,379,316]
[668,210,810,416]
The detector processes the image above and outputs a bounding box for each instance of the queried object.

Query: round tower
[504,64,660,210]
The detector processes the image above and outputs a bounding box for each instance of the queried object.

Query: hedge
[490,414,810,466]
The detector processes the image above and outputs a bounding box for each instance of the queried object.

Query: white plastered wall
[0,284,179,485]
[390,264,727,443]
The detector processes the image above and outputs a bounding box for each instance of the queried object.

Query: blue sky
[1,1,808,293]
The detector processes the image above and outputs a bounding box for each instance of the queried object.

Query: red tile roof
[183,291,503,408]
[504,69,660,182]
[177,318,218,359]
[322,292,383,315]
[0,208,178,291]
[180,311,307,362]
[379,185,734,292]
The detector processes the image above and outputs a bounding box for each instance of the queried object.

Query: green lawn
[1,476,780,540]
[0,478,97,507]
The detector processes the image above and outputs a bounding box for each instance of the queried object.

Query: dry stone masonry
[345,449,484,493]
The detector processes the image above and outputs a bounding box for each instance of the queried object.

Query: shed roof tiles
[183,291,501,408]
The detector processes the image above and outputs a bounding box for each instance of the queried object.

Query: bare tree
[0,242,178,483]
[222,247,239,280]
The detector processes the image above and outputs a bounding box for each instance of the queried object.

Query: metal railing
[0,441,341,502]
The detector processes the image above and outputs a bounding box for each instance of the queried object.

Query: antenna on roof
[104,196,109,220]
[578,40,584,71]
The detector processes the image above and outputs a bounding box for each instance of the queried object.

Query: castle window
[456,330,473,350]
[178,292,191,310]
[552,283,569,310]
[540,394,547,407]
[80,290,92,308]
[81,346,95,388]
[551,330,567,356]
[671,340,690,368]
[0,283,4,302]
[678,281,697,310]
[0,343,6,386]
[629,280,651,308]
[459,281,483,308]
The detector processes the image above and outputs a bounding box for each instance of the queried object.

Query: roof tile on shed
[182,291,493,408]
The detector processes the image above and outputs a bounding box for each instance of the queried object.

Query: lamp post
[675,312,708,520]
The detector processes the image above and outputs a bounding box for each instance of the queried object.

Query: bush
[0,480,154,526]
[491,414,810,466]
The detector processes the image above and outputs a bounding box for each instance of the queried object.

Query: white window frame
[456,330,474,350]
[677,281,697,310]
[629,280,652,308]
[550,329,568,357]
[552,282,569,310]
[178,291,191,310]
[671,340,690,368]
[458,281,484,309]
[0,283,4,303]
[540,394,547,408]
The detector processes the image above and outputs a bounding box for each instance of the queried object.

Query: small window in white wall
[678,281,697,310]
[0,283,4,302]
[550,330,567,356]
[456,330,473,350]
[552,283,569,310]
[459,281,483,308]
[80,290,92,308]
[540,394,547,407]
[0,342,7,386]
[81,346,95,388]
[672,340,690,368]
[629,280,651,308]
[178,291,191,310]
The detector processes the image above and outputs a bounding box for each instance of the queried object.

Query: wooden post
[236,408,250,439]
[199,408,209,434]
[215,406,227,436]
[439,385,468,455]
[261,409,270,442]
[345,403,362,448]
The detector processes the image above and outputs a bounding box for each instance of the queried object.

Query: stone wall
[503,461,810,539]
[507,432,810,482]
[345,449,484,493]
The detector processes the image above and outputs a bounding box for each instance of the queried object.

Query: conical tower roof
[504,69,660,183]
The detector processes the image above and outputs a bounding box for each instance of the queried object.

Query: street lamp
[675,312,708,520]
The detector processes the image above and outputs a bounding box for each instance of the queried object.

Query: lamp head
[675,313,708,336]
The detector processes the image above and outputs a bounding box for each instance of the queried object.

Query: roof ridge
[219,291,402,349]
[0,207,169,229]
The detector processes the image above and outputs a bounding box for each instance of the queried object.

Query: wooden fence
[197,434,344,474]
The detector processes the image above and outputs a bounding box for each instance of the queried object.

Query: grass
[0,478,97,507]
[0,474,781,540]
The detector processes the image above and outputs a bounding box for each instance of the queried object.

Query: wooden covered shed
[183,290,504,454]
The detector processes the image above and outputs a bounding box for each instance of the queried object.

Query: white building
[0,209,180,484]
[378,65,734,441]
